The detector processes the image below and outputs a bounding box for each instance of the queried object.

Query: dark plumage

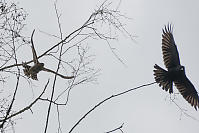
[153,24,199,110]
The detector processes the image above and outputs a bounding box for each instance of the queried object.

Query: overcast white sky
[9,0,199,132]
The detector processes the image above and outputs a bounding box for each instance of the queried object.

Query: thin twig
[0,79,49,122]
[105,123,124,133]
[44,2,65,132]
[0,24,21,129]
[68,82,156,133]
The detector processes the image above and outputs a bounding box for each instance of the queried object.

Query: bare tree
[0,0,197,133]
[0,0,132,132]
[0,1,29,131]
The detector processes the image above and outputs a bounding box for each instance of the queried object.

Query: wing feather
[31,30,39,64]
[174,76,199,110]
[162,24,181,69]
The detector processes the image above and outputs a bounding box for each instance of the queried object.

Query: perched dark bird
[153,24,199,110]
[22,30,74,80]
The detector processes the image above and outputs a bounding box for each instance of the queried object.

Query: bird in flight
[22,30,74,80]
[153,24,199,110]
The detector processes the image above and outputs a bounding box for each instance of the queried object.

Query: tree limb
[69,82,156,133]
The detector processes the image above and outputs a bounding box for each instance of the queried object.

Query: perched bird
[153,24,199,110]
[22,30,74,80]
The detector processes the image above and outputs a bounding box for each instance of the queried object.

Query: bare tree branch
[0,79,49,123]
[68,82,156,133]
[169,94,199,122]
[105,123,124,133]
[44,1,66,132]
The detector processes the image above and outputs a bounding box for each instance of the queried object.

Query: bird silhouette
[153,24,199,110]
[22,30,74,80]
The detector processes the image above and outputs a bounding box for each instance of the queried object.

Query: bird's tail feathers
[153,64,173,93]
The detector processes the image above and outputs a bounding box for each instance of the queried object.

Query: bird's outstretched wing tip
[163,23,174,34]
[194,103,199,110]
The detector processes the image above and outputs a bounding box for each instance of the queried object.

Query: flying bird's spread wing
[42,67,74,79]
[31,29,39,64]
[23,30,74,80]
[31,45,38,64]
[174,76,199,110]
[154,24,199,110]
[162,24,181,69]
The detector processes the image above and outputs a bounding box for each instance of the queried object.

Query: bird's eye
[180,66,184,71]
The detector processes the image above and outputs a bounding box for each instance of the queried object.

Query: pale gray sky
[8,0,199,132]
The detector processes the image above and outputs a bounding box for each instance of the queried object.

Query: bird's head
[40,63,44,67]
[177,65,185,72]
[38,63,44,67]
